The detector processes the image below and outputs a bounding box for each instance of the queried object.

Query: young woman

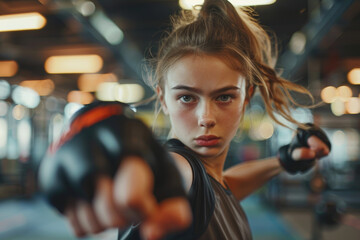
[39,0,331,239]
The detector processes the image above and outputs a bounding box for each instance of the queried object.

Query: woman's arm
[224,135,331,201]
[223,157,282,201]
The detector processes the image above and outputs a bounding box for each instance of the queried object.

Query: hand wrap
[38,101,186,213]
[278,123,331,174]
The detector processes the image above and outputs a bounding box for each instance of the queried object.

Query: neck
[200,149,228,187]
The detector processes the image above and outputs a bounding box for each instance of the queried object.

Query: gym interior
[0,0,359,239]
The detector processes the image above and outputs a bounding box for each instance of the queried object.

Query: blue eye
[180,95,194,103]
[217,95,232,102]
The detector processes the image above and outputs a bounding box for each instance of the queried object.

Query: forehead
[165,54,246,89]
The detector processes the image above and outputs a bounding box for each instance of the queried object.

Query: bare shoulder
[170,152,193,192]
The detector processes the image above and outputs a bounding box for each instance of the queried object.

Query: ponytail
[146,0,314,129]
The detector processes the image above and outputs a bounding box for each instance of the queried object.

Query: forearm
[223,157,283,201]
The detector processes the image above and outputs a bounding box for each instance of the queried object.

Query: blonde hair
[144,0,313,129]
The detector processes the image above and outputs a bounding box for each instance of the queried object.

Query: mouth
[195,135,220,147]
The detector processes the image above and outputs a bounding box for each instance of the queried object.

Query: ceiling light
[179,0,276,9]
[45,54,103,74]
[347,68,360,85]
[0,12,46,32]
[77,1,96,17]
[0,61,18,77]
[331,99,345,116]
[0,80,11,99]
[115,84,145,103]
[12,86,40,109]
[89,11,124,45]
[96,82,145,103]
[78,73,117,92]
[20,79,55,96]
[67,90,94,105]
[289,32,306,54]
[346,97,360,114]
[336,85,352,102]
[320,86,337,103]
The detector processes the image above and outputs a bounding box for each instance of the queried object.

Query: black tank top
[118,139,252,240]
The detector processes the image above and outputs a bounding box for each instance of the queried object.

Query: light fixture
[0,12,46,32]
[115,84,145,103]
[289,32,306,54]
[346,97,360,114]
[78,73,117,92]
[336,85,352,102]
[20,79,55,96]
[67,90,94,105]
[89,11,124,45]
[76,1,96,17]
[347,68,360,85]
[96,82,145,103]
[179,0,276,9]
[45,54,103,74]
[12,86,40,109]
[331,99,345,116]
[0,61,18,77]
[320,86,337,103]
[0,80,11,99]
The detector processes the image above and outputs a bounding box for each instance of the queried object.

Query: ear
[245,85,255,105]
[156,85,169,115]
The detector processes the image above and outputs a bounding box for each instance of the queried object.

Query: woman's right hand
[38,102,192,240]
[64,156,191,240]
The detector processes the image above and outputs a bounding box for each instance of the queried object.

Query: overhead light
[289,31,306,54]
[321,86,337,103]
[89,11,124,45]
[0,12,46,32]
[44,54,103,74]
[0,61,18,77]
[0,80,11,99]
[12,104,27,121]
[96,82,117,101]
[230,0,276,6]
[115,84,145,103]
[331,99,345,116]
[76,1,96,17]
[96,82,145,103]
[20,79,55,96]
[346,97,360,114]
[347,68,360,85]
[337,85,352,102]
[12,86,40,109]
[179,0,276,9]
[78,73,117,92]
[67,90,94,105]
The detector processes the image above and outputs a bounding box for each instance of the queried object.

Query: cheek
[221,107,243,133]
[169,108,194,128]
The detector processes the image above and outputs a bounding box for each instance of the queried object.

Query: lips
[195,135,220,147]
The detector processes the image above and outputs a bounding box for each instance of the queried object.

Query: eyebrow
[171,85,240,95]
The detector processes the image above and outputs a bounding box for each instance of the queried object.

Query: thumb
[292,147,316,161]
[113,156,157,222]
[140,197,192,240]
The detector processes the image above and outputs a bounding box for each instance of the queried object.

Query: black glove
[38,101,186,213]
[278,123,331,174]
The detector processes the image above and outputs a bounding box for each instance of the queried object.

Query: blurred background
[0,0,359,239]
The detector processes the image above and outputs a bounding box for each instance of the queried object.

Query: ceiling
[0,0,359,104]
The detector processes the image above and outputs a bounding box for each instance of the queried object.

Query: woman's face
[159,54,248,160]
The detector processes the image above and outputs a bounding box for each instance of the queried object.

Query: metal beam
[277,0,355,79]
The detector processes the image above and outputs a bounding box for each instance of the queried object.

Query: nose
[198,102,216,128]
